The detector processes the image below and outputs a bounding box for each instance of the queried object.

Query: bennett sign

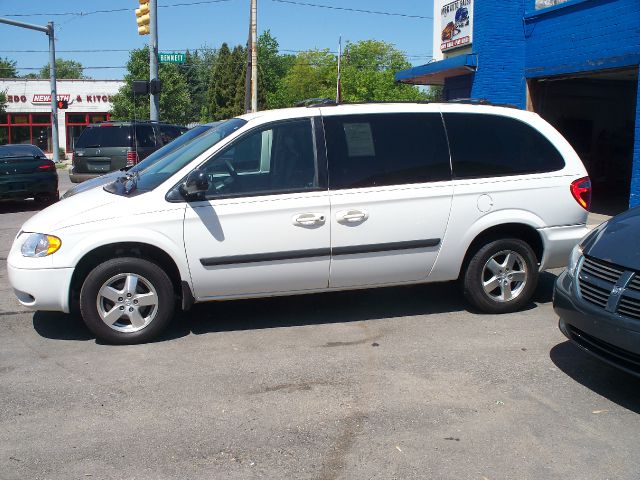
[440,0,473,52]
[158,52,186,64]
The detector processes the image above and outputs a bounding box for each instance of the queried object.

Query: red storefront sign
[32,94,71,104]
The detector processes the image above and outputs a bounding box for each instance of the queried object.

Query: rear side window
[74,126,132,149]
[135,125,157,148]
[159,125,185,145]
[443,113,565,179]
[324,113,451,190]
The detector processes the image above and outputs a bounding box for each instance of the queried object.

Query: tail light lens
[570,176,591,210]
[126,150,139,166]
[37,160,56,172]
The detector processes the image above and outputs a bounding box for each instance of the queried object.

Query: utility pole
[250,0,258,112]
[0,18,59,163]
[244,30,252,113]
[149,0,159,121]
[336,35,342,103]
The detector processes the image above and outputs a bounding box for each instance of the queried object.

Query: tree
[0,57,18,78]
[271,49,337,108]
[270,40,429,107]
[340,40,429,102]
[110,47,191,125]
[257,30,295,110]
[206,43,246,121]
[39,59,85,79]
[0,91,6,114]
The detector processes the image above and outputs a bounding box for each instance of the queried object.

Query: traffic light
[136,0,150,35]
[57,99,68,109]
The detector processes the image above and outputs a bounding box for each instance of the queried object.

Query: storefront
[396,0,640,214]
[0,78,124,155]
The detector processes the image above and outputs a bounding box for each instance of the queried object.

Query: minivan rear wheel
[463,239,538,314]
[80,257,175,344]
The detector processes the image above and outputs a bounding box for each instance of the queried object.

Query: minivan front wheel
[463,239,538,314]
[80,257,175,344]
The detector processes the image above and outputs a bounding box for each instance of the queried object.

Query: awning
[395,54,478,86]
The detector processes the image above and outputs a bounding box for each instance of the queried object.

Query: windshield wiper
[85,144,101,148]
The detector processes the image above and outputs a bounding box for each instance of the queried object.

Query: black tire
[34,192,59,205]
[462,238,538,314]
[80,257,175,344]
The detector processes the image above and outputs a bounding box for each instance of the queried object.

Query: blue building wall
[524,0,640,78]
[469,0,527,108]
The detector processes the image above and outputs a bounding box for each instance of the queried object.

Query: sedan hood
[20,186,123,234]
[583,207,640,270]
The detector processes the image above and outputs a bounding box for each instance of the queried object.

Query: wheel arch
[69,242,186,313]
[458,222,544,280]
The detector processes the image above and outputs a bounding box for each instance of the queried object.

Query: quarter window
[323,113,451,190]
[443,113,565,178]
[200,118,317,198]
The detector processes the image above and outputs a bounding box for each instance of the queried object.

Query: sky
[0,0,435,80]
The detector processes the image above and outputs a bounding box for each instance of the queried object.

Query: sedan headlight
[21,233,62,257]
[566,243,583,278]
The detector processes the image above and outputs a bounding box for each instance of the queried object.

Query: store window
[65,112,110,152]
[0,113,52,152]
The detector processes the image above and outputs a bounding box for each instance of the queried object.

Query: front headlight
[20,233,62,257]
[567,243,583,278]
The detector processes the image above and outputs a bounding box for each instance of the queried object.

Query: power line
[1,0,234,18]
[270,0,432,19]
[0,48,433,59]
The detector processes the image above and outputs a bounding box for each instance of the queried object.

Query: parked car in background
[0,144,58,203]
[554,207,640,377]
[62,122,221,199]
[8,102,590,344]
[69,121,187,183]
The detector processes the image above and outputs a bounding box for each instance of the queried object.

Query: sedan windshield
[105,118,246,195]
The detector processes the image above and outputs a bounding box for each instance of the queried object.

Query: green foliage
[0,57,18,78]
[206,43,246,121]
[270,40,427,107]
[257,30,295,109]
[110,47,191,125]
[39,59,85,79]
[340,40,428,102]
[0,91,6,114]
[271,50,337,108]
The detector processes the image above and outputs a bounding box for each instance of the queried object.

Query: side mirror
[179,169,209,200]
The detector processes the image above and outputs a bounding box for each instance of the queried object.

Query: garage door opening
[529,68,638,215]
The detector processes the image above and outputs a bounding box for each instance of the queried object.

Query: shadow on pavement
[32,271,560,342]
[0,199,45,214]
[550,341,640,414]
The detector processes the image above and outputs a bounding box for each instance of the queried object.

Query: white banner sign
[440,0,473,52]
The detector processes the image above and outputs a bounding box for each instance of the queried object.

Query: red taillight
[38,161,55,172]
[126,150,139,166]
[570,176,591,210]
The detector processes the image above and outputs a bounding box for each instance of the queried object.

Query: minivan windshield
[75,126,132,148]
[105,118,246,195]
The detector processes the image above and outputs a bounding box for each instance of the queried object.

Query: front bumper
[7,262,74,313]
[554,270,640,377]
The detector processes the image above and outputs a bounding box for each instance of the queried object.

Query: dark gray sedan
[554,207,640,377]
[0,144,58,203]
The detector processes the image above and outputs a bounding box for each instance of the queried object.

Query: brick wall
[470,0,527,108]
[525,0,640,77]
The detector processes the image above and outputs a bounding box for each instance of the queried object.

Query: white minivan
[8,103,591,344]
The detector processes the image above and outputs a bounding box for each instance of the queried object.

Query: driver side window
[201,118,318,198]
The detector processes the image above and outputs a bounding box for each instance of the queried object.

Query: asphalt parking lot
[1,171,639,479]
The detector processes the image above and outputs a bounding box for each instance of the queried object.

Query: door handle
[336,209,369,223]
[293,213,326,226]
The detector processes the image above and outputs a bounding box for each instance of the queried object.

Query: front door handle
[293,213,326,226]
[336,209,369,223]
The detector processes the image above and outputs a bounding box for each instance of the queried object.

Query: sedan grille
[577,255,640,321]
